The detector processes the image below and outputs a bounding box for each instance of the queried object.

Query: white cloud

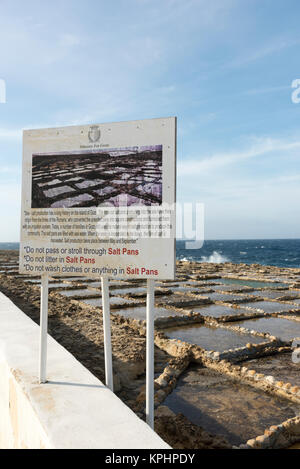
[0,165,21,174]
[227,37,300,69]
[0,128,22,140]
[178,136,300,176]
[59,33,81,48]
[179,167,300,238]
[244,85,290,96]
[177,131,300,238]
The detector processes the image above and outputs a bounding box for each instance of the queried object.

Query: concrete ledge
[0,292,169,449]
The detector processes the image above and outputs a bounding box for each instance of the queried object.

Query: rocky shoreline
[1,249,300,448]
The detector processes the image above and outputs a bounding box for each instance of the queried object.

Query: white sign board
[19,117,176,279]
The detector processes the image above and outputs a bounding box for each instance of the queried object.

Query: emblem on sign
[88,125,101,143]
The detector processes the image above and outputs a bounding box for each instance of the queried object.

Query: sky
[1,0,300,241]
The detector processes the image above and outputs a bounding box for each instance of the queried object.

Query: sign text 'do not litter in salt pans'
[19,117,176,279]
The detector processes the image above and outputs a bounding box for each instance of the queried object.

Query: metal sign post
[146,279,155,429]
[101,276,114,391]
[39,274,49,384]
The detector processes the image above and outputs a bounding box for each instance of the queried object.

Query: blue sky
[1,0,300,241]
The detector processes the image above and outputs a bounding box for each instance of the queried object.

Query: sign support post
[146,278,155,429]
[101,276,114,391]
[39,274,49,384]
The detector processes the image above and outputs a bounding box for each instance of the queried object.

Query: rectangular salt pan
[59,289,95,297]
[165,324,265,352]
[247,290,286,299]
[231,317,300,342]
[207,292,249,302]
[240,301,295,313]
[44,185,75,198]
[75,179,105,189]
[220,278,287,288]
[164,365,300,446]
[191,304,254,318]
[244,353,300,388]
[114,306,178,320]
[81,296,138,308]
[51,193,94,208]
[38,179,62,187]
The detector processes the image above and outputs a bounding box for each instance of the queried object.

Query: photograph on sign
[20,118,176,279]
[31,145,163,209]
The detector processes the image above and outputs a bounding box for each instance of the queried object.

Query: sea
[1,239,300,269]
[176,239,300,268]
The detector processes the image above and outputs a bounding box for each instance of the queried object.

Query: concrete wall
[0,292,169,449]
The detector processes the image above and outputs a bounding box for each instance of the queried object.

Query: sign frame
[20,117,176,281]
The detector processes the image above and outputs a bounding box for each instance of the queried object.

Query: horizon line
[1,237,300,244]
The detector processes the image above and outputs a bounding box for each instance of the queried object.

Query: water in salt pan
[247,290,286,299]
[164,364,300,446]
[231,317,300,342]
[59,289,95,297]
[75,179,104,189]
[51,193,94,208]
[240,301,295,313]
[171,286,212,294]
[211,284,253,293]
[220,278,286,289]
[115,306,178,320]
[165,323,265,352]
[81,296,138,308]
[190,304,254,319]
[206,292,249,303]
[108,287,147,296]
[244,352,300,388]
[38,179,62,187]
[48,282,73,288]
[44,185,75,198]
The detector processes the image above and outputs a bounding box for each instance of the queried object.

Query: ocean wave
[201,251,230,263]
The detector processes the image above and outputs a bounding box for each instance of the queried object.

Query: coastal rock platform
[1,250,300,448]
